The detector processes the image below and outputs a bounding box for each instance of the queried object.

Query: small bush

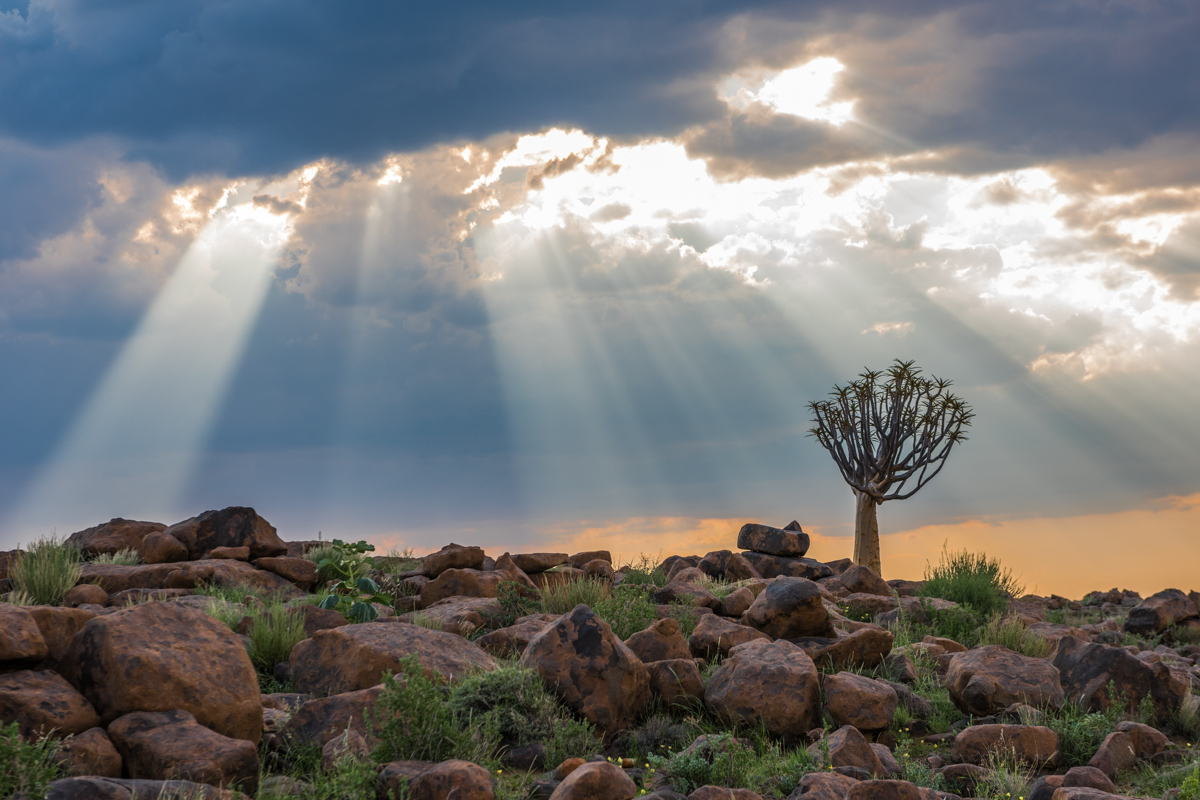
[202,597,245,631]
[923,601,982,648]
[539,576,613,615]
[977,746,1036,799]
[977,615,1052,658]
[89,548,141,566]
[1043,700,1120,768]
[662,598,701,639]
[593,584,659,640]
[647,733,757,794]
[620,554,669,587]
[1181,764,1200,800]
[448,665,567,756]
[9,535,82,606]
[920,542,1023,618]
[247,605,306,676]
[372,655,470,764]
[409,610,445,631]
[194,581,288,606]
[544,716,601,766]
[0,721,62,799]
[305,541,370,585]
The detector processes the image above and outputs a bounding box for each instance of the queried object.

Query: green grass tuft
[0,721,62,800]
[9,535,82,606]
[920,542,1023,618]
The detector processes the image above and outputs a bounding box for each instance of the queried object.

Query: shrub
[539,576,613,614]
[409,610,445,631]
[447,665,565,755]
[247,605,306,676]
[0,721,61,799]
[305,539,372,585]
[977,746,1035,799]
[89,548,141,566]
[202,597,245,631]
[1181,764,1200,800]
[8,535,82,606]
[920,542,1023,618]
[593,584,659,640]
[662,598,701,639]
[977,615,1052,658]
[620,554,669,587]
[544,716,601,766]
[1043,700,1120,768]
[923,601,982,648]
[371,655,470,764]
[647,733,757,794]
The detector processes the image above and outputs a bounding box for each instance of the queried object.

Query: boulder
[1085,731,1138,778]
[582,559,615,580]
[55,727,122,777]
[494,553,540,593]
[376,761,437,798]
[567,550,612,569]
[206,546,250,560]
[77,559,298,596]
[162,507,286,560]
[1124,589,1199,636]
[0,670,100,738]
[27,606,101,672]
[737,523,810,557]
[108,709,258,793]
[845,780,941,800]
[1061,766,1118,795]
[519,605,650,732]
[808,725,885,777]
[61,602,262,743]
[321,728,369,770]
[1113,721,1168,759]
[794,772,860,800]
[837,565,892,597]
[28,777,242,800]
[297,603,351,637]
[625,618,692,663]
[419,568,505,607]
[476,614,559,659]
[62,584,110,608]
[424,544,487,577]
[1053,636,1189,717]
[739,552,832,580]
[688,613,770,660]
[951,724,1059,767]
[689,789,762,800]
[646,659,706,707]
[139,532,189,564]
[720,587,755,618]
[808,627,894,669]
[945,645,1064,716]
[741,577,834,639]
[0,605,49,664]
[548,761,636,800]
[277,686,383,748]
[824,672,897,732]
[705,639,821,737]
[65,519,166,557]
[511,553,569,573]
[253,557,318,590]
[403,759,496,800]
[401,596,502,636]
[290,621,497,695]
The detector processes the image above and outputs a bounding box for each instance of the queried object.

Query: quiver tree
[808,360,974,577]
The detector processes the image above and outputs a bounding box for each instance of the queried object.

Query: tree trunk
[852,490,883,577]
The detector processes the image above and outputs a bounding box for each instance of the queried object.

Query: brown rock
[511,553,569,573]
[1085,731,1138,777]
[519,604,650,732]
[534,568,586,590]
[1124,589,1199,636]
[937,763,989,795]
[548,761,636,800]
[923,636,968,653]
[27,606,101,671]
[796,772,861,800]
[738,552,832,580]
[290,620,497,695]
[66,518,166,557]
[248,557,317,590]
[1053,636,1189,718]
[1113,721,1167,758]
[55,727,122,777]
[689,788,762,800]
[404,759,496,800]
[78,559,298,596]
[1061,766,1118,794]
[720,587,755,618]
[321,728,369,770]
[0,670,100,738]
[809,627,895,669]
[839,593,900,618]
[945,645,1064,716]
[951,724,1059,767]
[61,602,262,743]
[376,760,437,798]
[162,506,286,560]
[400,596,501,636]
[278,685,384,748]
[62,584,110,608]
[737,523,810,557]
[206,546,250,560]
[705,639,820,737]
[33,776,242,799]
[741,576,833,639]
[824,671,898,732]
[845,780,940,800]
[837,565,891,597]
[494,552,540,593]
[476,614,559,659]
[567,550,612,569]
[1050,788,1131,800]
[553,757,586,780]
[108,709,258,793]
[688,613,770,660]
[646,659,706,707]
[423,544,487,577]
[625,618,692,663]
[297,603,351,637]
[582,559,615,581]
[809,725,885,777]
[0,605,49,664]
[419,568,505,607]
[139,532,189,564]
[655,579,720,610]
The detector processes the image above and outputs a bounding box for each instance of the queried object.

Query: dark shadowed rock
[737,523,810,557]
[108,709,258,792]
[423,544,487,577]
[511,553,569,573]
[945,645,1064,716]
[1061,766,1118,794]
[140,532,189,564]
[1124,589,1199,636]
[162,507,287,560]
[794,772,860,800]
[0,670,100,738]
[1053,636,1189,717]
[705,639,820,737]
[61,602,262,743]
[720,586,755,618]
[0,605,49,664]
[27,606,101,672]
[626,617,691,663]
[646,659,705,707]
[548,760,636,799]
[518,604,650,732]
[845,780,942,800]
[66,519,166,557]
[739,551,832,580]
[291,621,497,695]
[55,727,122,777]
[951,724,1059,767]
[688,613,770,660]
[689,788,762,800]
[837,565,892,597]
[741,576,834,639]
[27,777,243,800]
[808,627,895,669]
[476,614,560,659]
[403,759,495,800]
[808,725,885,777]
[277,685,383,748]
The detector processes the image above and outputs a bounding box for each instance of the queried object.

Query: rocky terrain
[1,507,1198,800]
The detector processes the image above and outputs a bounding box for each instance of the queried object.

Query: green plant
[247,605,306,676]
[409,610,444,631]
[89,547,141,566]
[371,655,471,764]
[920,542,1023,618]
[314,539,393,622]
[620,554,669,587]
[1180,763,1200,800]
[923,601,983,648]
[0,721,62,799]
[447,665,572,760]
[202,597,245,631]
[544,717,601,766]
[1043,699,1120,768]
[976,745,1036,799]
[977,614,1052,658]
[592,584,659,640]
[306,539,373,585]
[539,576,613,614]
[662,598,701,639]
[647,733,756,794]
[8,535,82,606]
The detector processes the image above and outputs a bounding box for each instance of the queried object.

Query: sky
[2,1,1199,597]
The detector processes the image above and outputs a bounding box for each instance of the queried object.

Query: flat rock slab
[739,552,832,580]
[108,709,258,793]
[78,559,299,597]
[737,523,810,557]
[290,620,497,695]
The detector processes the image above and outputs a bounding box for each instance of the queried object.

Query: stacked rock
[736,521,833,580]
